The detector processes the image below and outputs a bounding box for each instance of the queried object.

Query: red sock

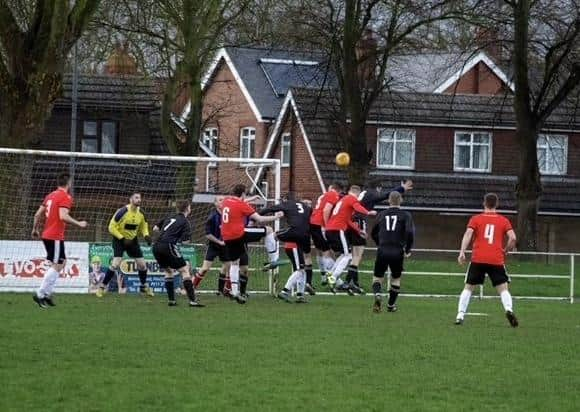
[193,271,205,288]
[224,276,231,291]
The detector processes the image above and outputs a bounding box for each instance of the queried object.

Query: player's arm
[322,202,334,226]
[404,214,415,256]
[505,229,517,254]
[259,204,284,216]
[458,228,474,265]
[181,222,193,244]
[244,194,262,203]
[59,208,88,228]
[139,214,152,245]
[353,201,377,216]
[32,205,46,239]
[250,212,279,224]
[108,208,127,239]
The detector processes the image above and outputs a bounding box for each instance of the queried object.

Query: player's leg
[224,238,246,304]
[372,250,388,313]
[455,263,483,324]
[311,224,334,284]
[35,240,65,308]
[163,268,177,306]
[278,246,301,302]
[299,235,315,296]
[239,251,250,298]
[490,265,518,327]
[97,238,125,297]
[386,255,405,312]
[295,250,307,303]
[127,239,152,296]
[327,230,352,291]
[195,244,219,289]
[178,262,204,307]
[262,226,280,267]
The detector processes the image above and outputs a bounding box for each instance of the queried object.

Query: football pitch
[1,293,579,412]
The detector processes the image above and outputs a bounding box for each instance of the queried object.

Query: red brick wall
[443,62,509,95]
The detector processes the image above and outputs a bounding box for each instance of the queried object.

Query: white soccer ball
[327,275,336,286]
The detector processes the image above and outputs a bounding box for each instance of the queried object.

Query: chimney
[356,29,378,89]
[475,27,502,62]
[104,41,138,76]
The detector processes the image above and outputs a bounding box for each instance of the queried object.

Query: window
[376,128,415,169]
[202,128,219,154]
[454,132,492,172]
[281,133,291,167]
[240,127,256,158]
[82,121,118,153]
[538,134,567,175]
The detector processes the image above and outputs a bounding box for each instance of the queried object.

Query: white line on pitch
[466,312,489,317]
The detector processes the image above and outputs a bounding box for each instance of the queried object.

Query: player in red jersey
[310,182,343,285]
[456,193,518,327]
[324,185,376,292]
[222,184,280,304]
[31,173,88,308]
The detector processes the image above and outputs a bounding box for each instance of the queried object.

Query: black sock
[388,284,401,306]
[138,270,148,287]
[347,265,358,285]
[165,279,175,302]
[372,281,382,295]
[183,278,196,302]
[103,269,116,286]
[305,265,313,285]
[240,275,248,295]
[218,272,226,292]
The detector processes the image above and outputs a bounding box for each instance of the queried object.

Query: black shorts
[240,251,249,267]
[205,243,226,262]
[325,230,350,255]
[347,227,367,247]
[153,242,187,270]
[243,227,267,243]
[277,228,311,254]
[374,248,404,279]
[224,228,268,262]
[112,237,143,259]
[310,224,330,252]
[42,239,66,264]
[466,263,510,287]
[285,247,305,271]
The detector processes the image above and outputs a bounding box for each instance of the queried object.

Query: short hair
[232,184,247,197]
[56,173,70,187]
[330,182,343,191]
[176,200,191,213]
[130,191,141,197]
[484,193,499,209]
[389,191,402,206]
[349,185,362,194]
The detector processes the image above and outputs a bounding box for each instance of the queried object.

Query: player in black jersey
[152,200,204,307]
[370,191,414,313]
[260,192,313,302]
[343,179,413,295]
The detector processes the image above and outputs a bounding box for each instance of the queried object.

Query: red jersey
[42,188,74,240]
[310,190,340,226]
[221,197,256,241]
[326,194,369,231]
[468,212,513,265]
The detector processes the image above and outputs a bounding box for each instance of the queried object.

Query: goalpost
[0,148,281,295]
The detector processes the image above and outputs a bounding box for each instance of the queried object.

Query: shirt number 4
[484,224,495,245]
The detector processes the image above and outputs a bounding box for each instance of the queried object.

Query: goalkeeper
[96,192,153,297]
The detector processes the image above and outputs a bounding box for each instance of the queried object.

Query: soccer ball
[326,274,336,286]
[335,152,350,167]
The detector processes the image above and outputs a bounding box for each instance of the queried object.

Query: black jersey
[371,207,414,253]
[155,213,192,244]
[359,186,404,210]
[260,200,312,232]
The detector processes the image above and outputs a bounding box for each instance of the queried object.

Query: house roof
[56,74,162,111]
[270,87,580,214]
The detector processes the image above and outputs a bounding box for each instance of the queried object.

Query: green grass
[1,293,579,412]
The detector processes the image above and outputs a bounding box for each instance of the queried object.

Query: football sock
[225,276,231,291]
[102,268,116,286]
[138,270,147,287]
[372,281,382,296]
[316,255,324,272]
[457,289,472,318]
[38,267,59,298]
[218,272,226,292]
[346,265,358,285]
[305,265,313,285]
[500,290,513,312]
[285,270,301,291]
[240,274,248,295]
[265,233,279,262]
[332,254,352,281]
[388,284,401,306]
[165,278,175,302]
[230,264,240,296]
[297,270,306,295]
[193,270,206,288]
[183,278,196,302]
[323,256,335,272]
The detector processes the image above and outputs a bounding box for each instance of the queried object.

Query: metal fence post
[570,255,575,304]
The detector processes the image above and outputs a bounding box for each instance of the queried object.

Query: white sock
[285,270,301,291]
[265,233,279,263]
[332,254,351,280]
[297,270,306,294]
[316,255,324,272]
[500,290,513,312]
[230,264,240,296]
[457,289,472,319]
[323,256,335,272]
[38,268,60,298]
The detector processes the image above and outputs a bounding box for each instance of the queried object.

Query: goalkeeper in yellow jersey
[96,192,153,297]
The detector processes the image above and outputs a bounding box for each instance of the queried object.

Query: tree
[0,0,101,148]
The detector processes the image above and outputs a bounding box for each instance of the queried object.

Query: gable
[442,61,510,95]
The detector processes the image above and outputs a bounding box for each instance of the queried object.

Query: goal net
[0,148,281,294]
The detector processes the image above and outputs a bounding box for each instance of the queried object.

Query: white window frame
[281,133,291,167]
[202,127,219,154]
[376,128,416,170]
[453,131,493,173]
[240,127,256,159]
[537,134,568,176]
